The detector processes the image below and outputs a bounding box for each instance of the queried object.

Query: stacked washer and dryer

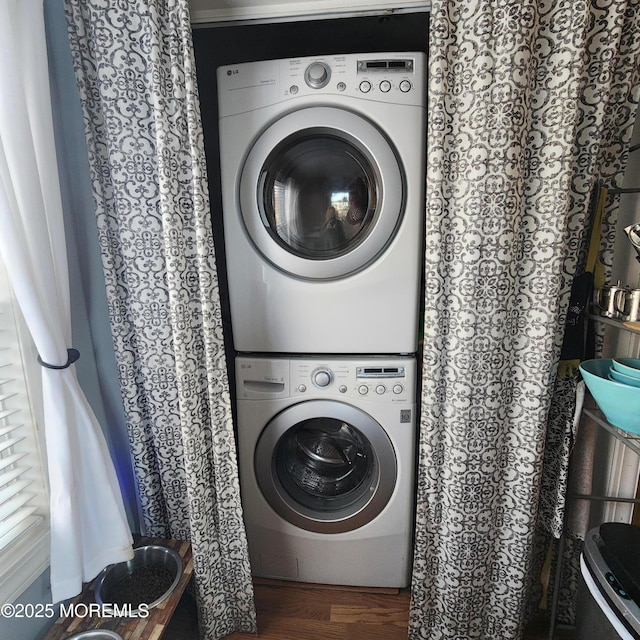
[216,52,426,588]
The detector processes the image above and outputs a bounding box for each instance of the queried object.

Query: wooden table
[44,538,193,640]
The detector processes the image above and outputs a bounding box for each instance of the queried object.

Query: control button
[313,369,332,387]
[358,385,369,395]
[359,80,372,93]
[337,82,346,92]
[376,385,386,395]
[298,384,306,393]
[379,80,391,93]
[606,572,631,599]
[304,62,331,89]
[393,384,404,394]
[290,85,299,95]
[400,80,412,93]
[339,385,347,393]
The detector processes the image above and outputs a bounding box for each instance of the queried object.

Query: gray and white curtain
[535,1,640,624]
[64,1,256,637]
[411,1,640,639]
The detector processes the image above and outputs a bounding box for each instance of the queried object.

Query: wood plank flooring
[223,581,577,640]
[227,582,411,640]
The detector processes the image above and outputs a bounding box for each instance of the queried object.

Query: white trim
[189,0,430,25]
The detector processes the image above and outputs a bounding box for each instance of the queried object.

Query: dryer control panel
[217,52,426,118]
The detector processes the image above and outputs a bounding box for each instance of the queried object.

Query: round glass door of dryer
[239,107,405,280]
[258,135,378,259]
[254,400,397,533]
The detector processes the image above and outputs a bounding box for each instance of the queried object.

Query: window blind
[0,261,47,558]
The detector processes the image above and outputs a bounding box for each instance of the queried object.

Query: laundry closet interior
[192,10,430,591]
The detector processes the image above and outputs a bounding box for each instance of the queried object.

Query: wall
[0,570,55,640]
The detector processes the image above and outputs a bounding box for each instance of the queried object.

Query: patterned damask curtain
[534,1,640,625]
[411,1,640,639]
[64,1,256,637]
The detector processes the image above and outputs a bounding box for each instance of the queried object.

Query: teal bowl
[609,367,640,388]
[612,358,640,380]
[580,359,640,435]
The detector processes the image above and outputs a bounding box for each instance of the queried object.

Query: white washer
[235,355,416,587]
[217,53,426,354]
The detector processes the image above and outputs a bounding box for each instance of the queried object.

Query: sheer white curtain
[0,0,133,603]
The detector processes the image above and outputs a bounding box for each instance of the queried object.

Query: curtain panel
[536,1,640,625]
[64,0,256,637]
[538,0,640,539]
[0,0,133,603]
[411,1,640,639]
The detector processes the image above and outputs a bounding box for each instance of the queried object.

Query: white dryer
[235,355,416,588]
[217,53,426,354]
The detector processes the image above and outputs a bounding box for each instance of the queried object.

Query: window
[0,256,49,604]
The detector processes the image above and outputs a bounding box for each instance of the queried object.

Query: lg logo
[227,69,239,76]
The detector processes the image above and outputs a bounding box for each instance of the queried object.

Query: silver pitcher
[595,281,627,319]
[614,287,640,322]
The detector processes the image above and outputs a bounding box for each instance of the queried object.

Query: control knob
[313,368,333,387]
[304,62,331,89]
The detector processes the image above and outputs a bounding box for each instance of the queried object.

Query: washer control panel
[291,358,415,403]
[236,356,416,403]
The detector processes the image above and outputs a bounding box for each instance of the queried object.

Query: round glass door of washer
[254,400,397,534]
[239,107,405,280]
